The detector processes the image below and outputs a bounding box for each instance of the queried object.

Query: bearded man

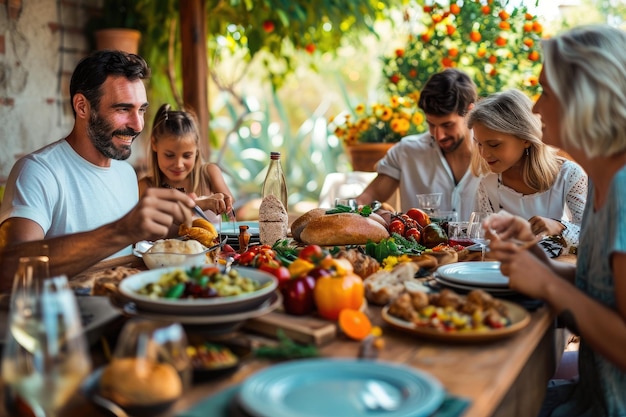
[356,69,481,221]
[0,50,195,287]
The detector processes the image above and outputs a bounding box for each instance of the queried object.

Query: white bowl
[133,240,213,270]
[118,266,278,315]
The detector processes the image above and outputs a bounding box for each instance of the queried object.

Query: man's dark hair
[69,50,150,116]
[418,69,477,117]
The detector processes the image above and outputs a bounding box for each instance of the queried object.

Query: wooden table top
[1,252,577,417]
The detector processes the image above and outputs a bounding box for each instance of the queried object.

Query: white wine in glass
[2,270,91,417]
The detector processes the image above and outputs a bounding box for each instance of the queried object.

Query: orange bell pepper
[314,271,364,321]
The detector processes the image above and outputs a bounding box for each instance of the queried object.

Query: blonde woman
[138,104,234,216]
[485,25,626,416]
[468,88,587,249]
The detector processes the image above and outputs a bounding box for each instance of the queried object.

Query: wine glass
[2,258,91,417]
[99,319,191,414]
[416,193,443,216]
[468,212,491,261]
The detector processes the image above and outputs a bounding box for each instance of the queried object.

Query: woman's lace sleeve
[560,161,588,249]
[476,181,495,214]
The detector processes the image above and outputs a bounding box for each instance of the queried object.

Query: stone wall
[0,0,146,199]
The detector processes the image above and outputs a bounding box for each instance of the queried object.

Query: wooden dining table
[0,253,577,417]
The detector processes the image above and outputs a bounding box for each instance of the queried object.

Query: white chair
[318,172,400,210]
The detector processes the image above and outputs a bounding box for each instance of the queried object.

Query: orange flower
[432,13,443,23]
[408,68,418,78]
[355,104,366,115]
[446,25,456,36]
[495,36,507,47]
[423,5,432,13]
[305,43,316,54]
[389,96,400,108]
[470,31,482,42]
[525,13,534,20]
[477,48,487,58]
[526,75,539,86]
[523,22,533,32]
[450,3,461,15]
[448,48,459,57]
[421,32,431,42]
[523,38,534,48]
[390,74,401,84]
[498,10,510,20]
[395,49,404,58]
[489,68,497,76]
[533,22,543,33]
[499,21,510,30]
[442,57,455,68]
[528,50,540,61]
[481,5,491,14]
[488,55,497,64]
[379,107,393,122]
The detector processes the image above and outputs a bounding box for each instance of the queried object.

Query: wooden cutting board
[243,310,337,346]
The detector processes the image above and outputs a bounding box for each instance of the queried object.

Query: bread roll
[300,213,389,246]
[291,208,327,241]
[259,195,288,245]
[100,358,182,406]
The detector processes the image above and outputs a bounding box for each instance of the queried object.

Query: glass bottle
[238,225,251,253]
[262,151,288,211]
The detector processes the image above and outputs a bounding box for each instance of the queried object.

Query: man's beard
[87,111,138,160]
[436,134,464,154]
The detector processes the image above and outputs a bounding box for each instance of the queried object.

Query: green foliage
[381,0,544,98]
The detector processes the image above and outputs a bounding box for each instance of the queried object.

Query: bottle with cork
[259,151,289,245]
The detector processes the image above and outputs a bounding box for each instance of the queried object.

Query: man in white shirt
[356,69,481,221]
[0,50,195,289]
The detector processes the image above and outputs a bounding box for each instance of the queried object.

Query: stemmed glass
[416,193,443,216]
[99,319,191,414]
[2,257,91,417]
[467,212,491,261]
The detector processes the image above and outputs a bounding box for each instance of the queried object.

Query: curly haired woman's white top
[475,160,587,249]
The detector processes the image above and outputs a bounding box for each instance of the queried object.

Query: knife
[193,205,214,224]
[230,208,237,233]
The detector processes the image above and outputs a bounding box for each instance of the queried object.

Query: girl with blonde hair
[468,88,587,249]
[138,104,234,216]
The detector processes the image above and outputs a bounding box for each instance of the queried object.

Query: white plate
[436,261,509,288]
[238,358,445,417]
[118,265,277,315]
[433,275,517,296]
[117,292,281,331]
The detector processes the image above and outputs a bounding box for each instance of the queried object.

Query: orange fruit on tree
[470,31,482,42]
[339,308,372,341]
[450,3,460,14]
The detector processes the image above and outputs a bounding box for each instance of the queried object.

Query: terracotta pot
[345,143,395,172]
[95,29,141,54]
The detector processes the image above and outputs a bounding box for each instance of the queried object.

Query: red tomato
[298,245,328,264]
[405,227,421,243]
[406,208,431,228]
[260,263,291,285]
[389,219,405,236]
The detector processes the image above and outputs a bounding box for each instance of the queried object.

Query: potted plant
[328,93,426,172]
[85,0,144,54]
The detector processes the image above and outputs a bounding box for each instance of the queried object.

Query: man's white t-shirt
[376,132,481,221]
[0,139,138,257]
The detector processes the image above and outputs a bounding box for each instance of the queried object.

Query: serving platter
[238,358,445,417]
[436,261,509,288]
[118,265,277,315]
[381,300,530,343]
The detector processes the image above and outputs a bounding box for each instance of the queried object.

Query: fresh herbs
[271,239,299,265]
[325,204,373,217]
[365,233,426,262]
[253,330,319,359]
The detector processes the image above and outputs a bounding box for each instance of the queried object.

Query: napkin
[176,384,470,417]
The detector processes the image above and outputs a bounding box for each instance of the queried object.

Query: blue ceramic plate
[436,261,508,288]
[238,358,445,417]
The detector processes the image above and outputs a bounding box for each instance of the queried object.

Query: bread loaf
[300,213,389,246]
[100,358,182,406]
[259,195,288,245]
[291,208,326,241]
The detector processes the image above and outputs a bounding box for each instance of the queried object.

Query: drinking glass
[100,319,191,413]
[2,259,91,417]
[334,198,357,211]
[447,221,473,247]
[416,193,442,216]
[467,212,491,261]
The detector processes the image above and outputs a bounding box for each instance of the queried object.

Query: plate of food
[381,289,530,343]
[186,336,252,381]
[118,265,277,314]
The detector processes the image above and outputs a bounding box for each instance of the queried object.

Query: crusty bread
[335,249,380,279]
[100,358,182,406]
[429,245,459,266]
[299,213,389,246]
[291,208,326,241]
[259,195,288,245]
[363,262,420,305]
[71,266,141,295]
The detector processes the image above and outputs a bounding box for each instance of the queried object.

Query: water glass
[2,262,91,417]
[468,212,491,261]
[334,198,357,211]
[416,193,442,215]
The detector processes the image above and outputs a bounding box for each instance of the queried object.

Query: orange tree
[381,0,544,98]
